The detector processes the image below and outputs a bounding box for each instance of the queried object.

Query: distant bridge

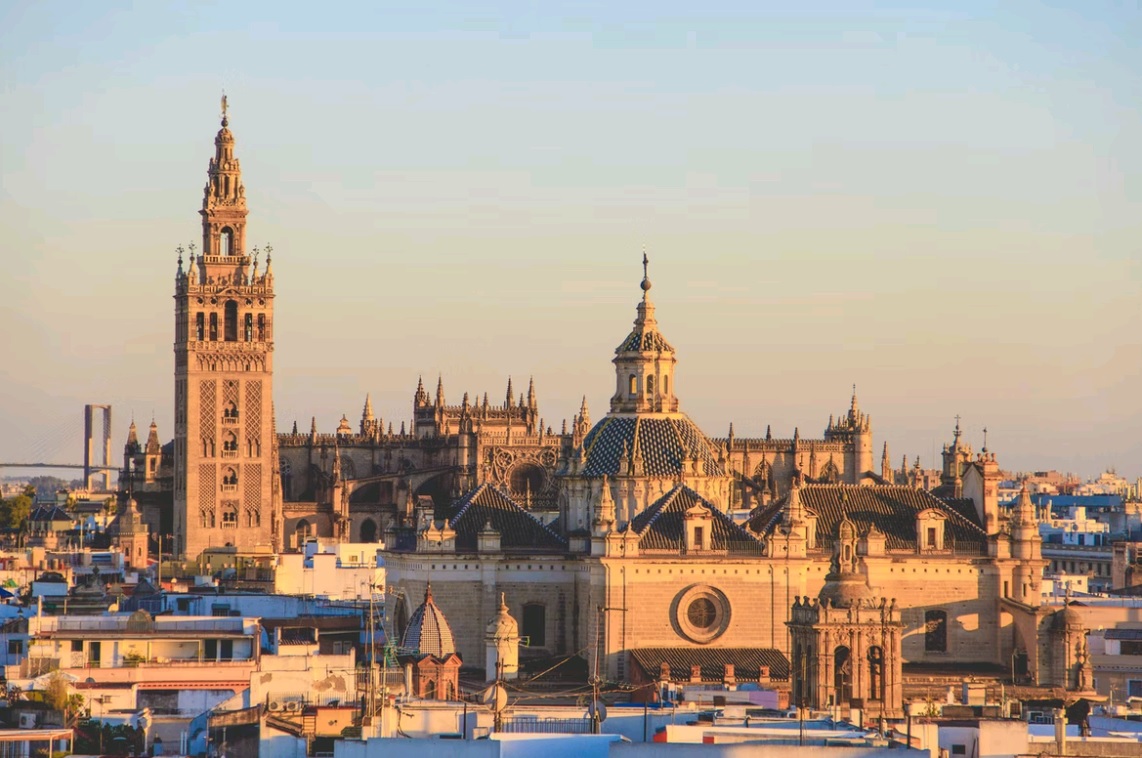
[0,404,118,489]
[0,463,118,471]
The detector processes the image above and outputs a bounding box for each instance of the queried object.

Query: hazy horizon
[2,2,1139,480]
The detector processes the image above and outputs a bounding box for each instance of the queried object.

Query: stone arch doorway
[834,646,852,705]
[359,518,377,543]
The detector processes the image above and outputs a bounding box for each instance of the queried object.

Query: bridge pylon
[84,404,113,491]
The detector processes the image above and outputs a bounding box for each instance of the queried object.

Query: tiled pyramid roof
[749,485,987,553]
[581,415,724,478]
[448,484,566,552]
[630,485,763,555]
[401,584,457,658]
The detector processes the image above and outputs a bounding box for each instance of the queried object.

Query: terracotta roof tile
[629,647,789,682]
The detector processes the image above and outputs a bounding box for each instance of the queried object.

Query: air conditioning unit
[285,701,301,713]
[267,701,284,713]
[18,713,37,729]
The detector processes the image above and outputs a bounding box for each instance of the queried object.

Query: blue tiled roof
[582,415,724,478]
[630,485,763,555]
[448,484,566,552]
[749,485,988,552]
[615,328,674,353]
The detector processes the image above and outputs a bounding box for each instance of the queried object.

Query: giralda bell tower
[173,97,280,559]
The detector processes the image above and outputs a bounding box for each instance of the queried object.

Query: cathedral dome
[402,584,457,658]
[580,415,724,479]
[818,572,876,609]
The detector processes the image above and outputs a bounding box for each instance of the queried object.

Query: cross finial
[954,414,962,433]
[264,243,273,263]
[642,251,648,279]
[176,245,184,266]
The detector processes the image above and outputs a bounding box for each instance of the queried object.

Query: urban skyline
[2,2,1140,478]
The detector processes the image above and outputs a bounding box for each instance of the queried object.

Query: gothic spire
[505,376,514,408]
[125,419,140,455]
[527,376,537,410]
[146,418,161,454]
[414,375,428,407]
[436,375,445,407]
[362,393,374,422]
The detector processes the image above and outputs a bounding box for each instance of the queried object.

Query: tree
[0,494,32,531]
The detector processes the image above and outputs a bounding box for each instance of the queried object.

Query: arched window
[423,679,436,700]
[522,603,546,647]
[360,519,377,543]
[294,519,312,549]
[209,313,218,341]
[220,227,233,256]
[222,467,238,486]
[663,375,669,396]
[195,313,204,341]
[628,374,637,397]
[223,431,238,453]
[244,313,253,341]
[223,401,238,420]
[646,374,655,396]
[257,314,266,341]
[221,502,238,527]
[925,610,947,652]
[224,301,238,342]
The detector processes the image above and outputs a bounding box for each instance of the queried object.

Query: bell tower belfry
[173,96,279,559]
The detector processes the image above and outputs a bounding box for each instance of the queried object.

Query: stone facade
[172,102,280,559]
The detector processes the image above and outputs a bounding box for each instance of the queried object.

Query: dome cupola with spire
[611,254,678,414]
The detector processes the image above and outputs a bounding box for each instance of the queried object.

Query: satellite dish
[588,700,607,723]
[481,684,508,713]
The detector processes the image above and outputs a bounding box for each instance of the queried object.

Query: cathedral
[144,105,1093,711]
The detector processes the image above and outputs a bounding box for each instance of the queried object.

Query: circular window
[673,585,730,644]
[687,598,717,629]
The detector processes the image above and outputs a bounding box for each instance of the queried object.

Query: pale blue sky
[1,1,1140,478]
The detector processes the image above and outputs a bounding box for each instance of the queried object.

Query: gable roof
[447,484,566,552]
[29,505,72,523]
[749,485,987,553]
[630,485,763,556]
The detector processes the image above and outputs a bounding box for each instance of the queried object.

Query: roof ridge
[449,483,488,527]
[634,484,683,535]
[584,416,617,461]
[488,483,568,545]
